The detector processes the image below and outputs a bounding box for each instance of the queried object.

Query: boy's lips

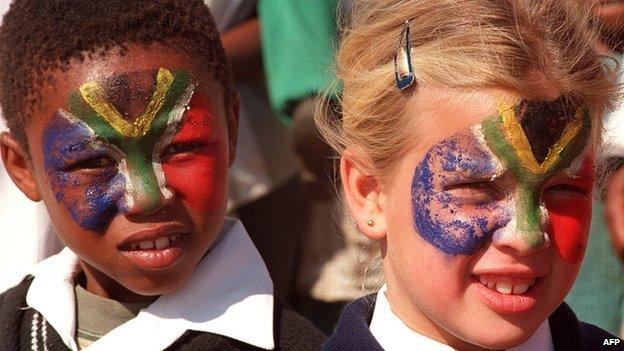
[118,224,190,270]
[470,268,545,314]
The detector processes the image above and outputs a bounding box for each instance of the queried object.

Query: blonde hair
[316,0,618,183]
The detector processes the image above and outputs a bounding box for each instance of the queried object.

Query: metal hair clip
[394,19,415,90]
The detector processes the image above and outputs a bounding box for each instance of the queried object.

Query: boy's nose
[124,162,174,215]
[126,186,174,215]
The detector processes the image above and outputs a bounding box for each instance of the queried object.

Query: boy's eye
[161,141,204,158]
[543,183,589,197]
[66,157,116,171]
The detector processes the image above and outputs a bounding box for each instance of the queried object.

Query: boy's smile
[20,44,237,301]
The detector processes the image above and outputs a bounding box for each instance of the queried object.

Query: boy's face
[380,88,592,349]
[22,44,236,300]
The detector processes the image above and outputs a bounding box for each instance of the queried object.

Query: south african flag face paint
[43,68,227,232]
[411,97,593,263]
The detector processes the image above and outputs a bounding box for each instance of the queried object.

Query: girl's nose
[492,190,550,255]
[492,224,551,256]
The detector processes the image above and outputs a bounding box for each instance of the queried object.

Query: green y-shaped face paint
[67,68,194,214]
[481,98,591,249]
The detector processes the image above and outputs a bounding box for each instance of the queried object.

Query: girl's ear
[0,132,42,202]
[341,149,386,240]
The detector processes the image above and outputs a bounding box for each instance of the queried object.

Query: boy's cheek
[46,169,126,232]
[161,149,227,212]
[544,195,592,264]
[160,104,228,212]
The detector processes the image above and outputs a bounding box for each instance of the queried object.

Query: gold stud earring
[367,219,375,227]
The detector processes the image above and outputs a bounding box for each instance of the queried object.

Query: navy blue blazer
[323,294,623,351]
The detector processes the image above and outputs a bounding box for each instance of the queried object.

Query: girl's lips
[471,275,543,314]
[120,232,188,270]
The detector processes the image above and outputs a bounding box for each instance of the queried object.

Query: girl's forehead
[406,86,586,155]
[405,87,515,148]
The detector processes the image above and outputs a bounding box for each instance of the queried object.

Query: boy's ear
[226,90,239,167]
[341,148,386,240]
[0,132,42,202]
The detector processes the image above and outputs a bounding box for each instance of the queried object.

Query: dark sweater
[323,294,624,351]
[0,277,326,351]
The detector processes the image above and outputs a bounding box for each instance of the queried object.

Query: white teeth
[495,282,512,295]
[129,233,185,251]
[512,284,529,295]
[479,277,535,295]
[155,236,170,250]
[138,241,154,250]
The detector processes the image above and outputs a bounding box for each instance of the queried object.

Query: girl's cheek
[543,156,594,264]
[543,195,592,264]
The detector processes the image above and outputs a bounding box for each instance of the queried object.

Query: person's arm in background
[605,163,624,263]
[221,17,263,83]
[596,1,624,264]
[597,2,624,52]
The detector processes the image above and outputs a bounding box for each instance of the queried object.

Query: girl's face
[374,88,593,350]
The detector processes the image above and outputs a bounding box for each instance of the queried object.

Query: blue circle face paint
[411,129,512,256]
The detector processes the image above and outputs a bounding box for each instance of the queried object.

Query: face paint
[160,92,226,211]
[43,68,205,231]
[43,110,127,231]
[543,156,594,263]
[411,131,512,255]
[411,98,592,261]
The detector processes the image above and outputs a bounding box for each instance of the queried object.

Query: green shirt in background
[566,201,624,335]
[259,0,339,124]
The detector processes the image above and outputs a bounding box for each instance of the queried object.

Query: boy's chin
[114,267,195,301]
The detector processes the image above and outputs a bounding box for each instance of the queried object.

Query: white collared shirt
[370,285,554,351]
[25,218,275,351]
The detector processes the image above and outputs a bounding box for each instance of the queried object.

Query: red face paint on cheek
[161,93,227,211]
[543,157,594,263]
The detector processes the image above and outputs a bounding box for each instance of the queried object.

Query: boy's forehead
[47,44,217,97]
[88,69,164,123]
[33,45,225,123]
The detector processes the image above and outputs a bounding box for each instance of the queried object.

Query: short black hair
[0,0,230,149]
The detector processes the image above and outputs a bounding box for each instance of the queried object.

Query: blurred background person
[0,0,63,293]
[565,0,624,337]
[258,0,381,333]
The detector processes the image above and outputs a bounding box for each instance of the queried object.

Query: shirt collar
[26,218,275,351]
[370,284,554,351]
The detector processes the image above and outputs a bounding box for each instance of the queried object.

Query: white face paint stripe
[151,83,196,201]
[58,109,137,211]
[471,124,505,180]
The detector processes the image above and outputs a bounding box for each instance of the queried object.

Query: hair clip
[394,20,415,90]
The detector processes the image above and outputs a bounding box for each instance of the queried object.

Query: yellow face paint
[497,102,586,175]
[79,68,174,138]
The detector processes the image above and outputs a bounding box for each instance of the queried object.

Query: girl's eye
[444,181,503,202]
[162,141,203,157]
